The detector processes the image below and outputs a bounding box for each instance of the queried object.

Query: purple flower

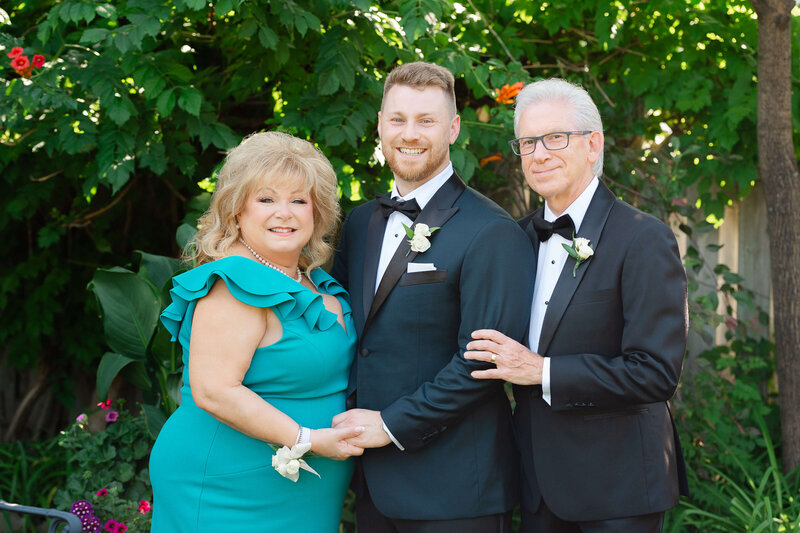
[81,514,103,533]
[70,500,93,517]
[104,520,118,532]
[105,411,119,422]
[76,413,87,423]
[95,488,109,497]
[114,523,128,533]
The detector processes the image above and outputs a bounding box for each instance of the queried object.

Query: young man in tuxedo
[330,62,534,532]
[465,78,689,532]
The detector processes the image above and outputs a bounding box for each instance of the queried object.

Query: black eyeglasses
[509,131,593,156]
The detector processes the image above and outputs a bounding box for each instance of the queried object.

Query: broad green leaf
[96,351,138,398]
[142,403,168,439]
[88,267,161,357]
[136,251,184,290]
[176,223,197,250]
[258,26,278,49]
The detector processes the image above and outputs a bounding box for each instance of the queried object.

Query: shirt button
[544,300,549,305]
[551,260,556,264]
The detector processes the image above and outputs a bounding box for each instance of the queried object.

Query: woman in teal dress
[149,131,364,532]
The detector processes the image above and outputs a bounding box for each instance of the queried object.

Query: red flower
[104,520,117,532]
[11,55,29,71]
[138,500,151,514]
[97,399,112,409]
[32,54,45,68]
[6,46,23,58]
[96,488,109,497]
[495,81,525,104]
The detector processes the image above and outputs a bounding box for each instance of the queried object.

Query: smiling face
[236,177,314,269]
[378,84,460,195]
[517,99,603,215]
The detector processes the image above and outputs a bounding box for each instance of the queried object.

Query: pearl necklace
[239,238,302,282]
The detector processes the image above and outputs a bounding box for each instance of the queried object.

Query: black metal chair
[0,500,82,532]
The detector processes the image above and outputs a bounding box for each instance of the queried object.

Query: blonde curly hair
[188,131,340,273]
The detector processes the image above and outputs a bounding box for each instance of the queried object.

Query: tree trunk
[750,0,800,472]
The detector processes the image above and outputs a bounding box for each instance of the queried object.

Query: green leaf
[176,223,197,250]
[178,87,202,116]
[562,243,579,259]
[402,223,414,238]
[258,25,279,50]
[80,28,110,44]
[142,403,168,439]
[156,88,177,116]
[88,267,161,357]
[96,352,138,398]
[185,0,206,9]
[136,251,184,290]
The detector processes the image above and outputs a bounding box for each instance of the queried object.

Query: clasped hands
[464,329,544,385]
[315,409,391,460]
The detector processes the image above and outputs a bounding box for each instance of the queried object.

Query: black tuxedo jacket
[514,181,689,522]
[331,173,535,520]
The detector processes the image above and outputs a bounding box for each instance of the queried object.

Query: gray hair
[513,78,604,176]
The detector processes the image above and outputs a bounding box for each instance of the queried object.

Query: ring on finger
[491,354,497,364]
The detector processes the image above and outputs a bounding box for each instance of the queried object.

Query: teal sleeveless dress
[149,256,356,532]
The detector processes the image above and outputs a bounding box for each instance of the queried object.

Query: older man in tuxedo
[466,78,689,532]
[330,62,534,532]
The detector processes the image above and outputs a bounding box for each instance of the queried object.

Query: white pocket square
[407,262,436,273]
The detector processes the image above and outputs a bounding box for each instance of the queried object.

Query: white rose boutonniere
[562,234,594,277]
[403,222,441,256]
[270,442,321,482]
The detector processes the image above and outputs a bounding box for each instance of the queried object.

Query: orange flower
[495,81,525,104]
[479,153,503,167]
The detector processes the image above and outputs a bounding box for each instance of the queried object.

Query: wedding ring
[491,354,497,364]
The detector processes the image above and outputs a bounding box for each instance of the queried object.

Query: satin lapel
[362,173,466,334]
[537,182,616,355]
[362,203,388,320]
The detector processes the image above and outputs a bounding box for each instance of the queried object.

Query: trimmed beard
[383,142,450,184]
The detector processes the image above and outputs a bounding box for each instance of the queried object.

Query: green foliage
[2,1,798,419]
[668,412,800,532]
[88,251,186,423]
[0,438,68,532]
[54,399,153,532]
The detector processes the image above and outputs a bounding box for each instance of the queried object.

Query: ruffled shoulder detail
[160,256,348,340]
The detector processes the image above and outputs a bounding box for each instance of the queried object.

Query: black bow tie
[533,213,575,241]
[376,194,421,220]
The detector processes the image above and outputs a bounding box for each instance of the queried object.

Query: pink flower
[11,55,29,71]
[104,520,117,532]
[105,411,119,422]
[6,46,23,58]
[138,500,151,513]
[32,54,45,68]
[95,488,109,497]
[76,413,87,423]
[97,399,112,409]
[114,524,128,533]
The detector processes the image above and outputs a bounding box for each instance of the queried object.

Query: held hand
[332,409,391,448]
[464,329,544,385]
[309,426,365,460]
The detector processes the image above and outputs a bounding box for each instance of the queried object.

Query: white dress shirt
[375,162,454,450]
[375,163,454,293]
[529,177,599,405]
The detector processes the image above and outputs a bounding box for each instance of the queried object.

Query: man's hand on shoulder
[465,329,543,385]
